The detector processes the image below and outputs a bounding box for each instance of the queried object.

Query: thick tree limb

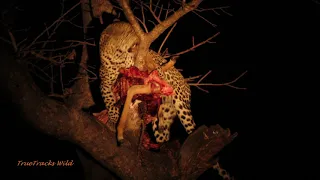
[1,50,171,179]
[67,0,95,109]
[1,0,239,179]
[180,125,237,179]
[1,47,236,179]
[119,0,145,38]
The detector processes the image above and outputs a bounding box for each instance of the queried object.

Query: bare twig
[8,30,17,52]
[195,6,232,16]
[17,38,28,48]
[30,51,59,65]
[26,1,81,49]
[188,71,248,91]
[136,17,149,32]
[165,2,172,19]
[157,4,163,20]
[184,75,202,82]
[147,19,157,26]
[0,36,12,45]
[148,0,203,43]
[164,32,220,58]
[27,41,88,52]
[191,11,217,28]
[158,22,177,54]
[64,40,96,46]
[41,21,63,48]
[196,70,212,84]
[149,3,162,23]
[139,1,148,33]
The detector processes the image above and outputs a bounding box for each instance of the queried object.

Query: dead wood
[1,47,236,179]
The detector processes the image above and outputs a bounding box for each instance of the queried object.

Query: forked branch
[187,71,248,92]
[119,0,145,38]
[164,32,220,58]
[26,2,81,49]
[117,0,204,70]
[148,0,203,42]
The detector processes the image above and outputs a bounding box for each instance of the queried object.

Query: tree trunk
[1,37,236,180]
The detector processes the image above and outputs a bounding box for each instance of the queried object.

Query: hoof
[117,138,124,146]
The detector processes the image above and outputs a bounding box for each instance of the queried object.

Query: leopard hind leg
[173,92,196,134]
[152,96,176,143]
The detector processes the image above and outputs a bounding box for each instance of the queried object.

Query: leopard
[99,21,196,144]
[99,21,139,132]
[99,21,233,180]
[151,56,196,143]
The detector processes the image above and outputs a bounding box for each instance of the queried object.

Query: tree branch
[164,32,220,58]
[26,2,81,49]
[188,71,248,92]
[67,0,95,109]
[180,125,237,179]
[148,0,203,43]
[158,22,177,54]
[1,48,235,179]
[0,0,240,179]
[118,0,203,71]
[1,48,170,179]
[118,0,145,38]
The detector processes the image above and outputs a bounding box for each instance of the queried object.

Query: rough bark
[1,4,236,175]
[1,47,236,179]
[0,0,238,179]
[118,0,204,71]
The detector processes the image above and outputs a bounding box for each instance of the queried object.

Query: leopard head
[100,22,139,67]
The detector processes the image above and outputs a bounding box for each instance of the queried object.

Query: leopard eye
[128,43,138,52]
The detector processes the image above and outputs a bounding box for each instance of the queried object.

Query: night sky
[1,0,259,179]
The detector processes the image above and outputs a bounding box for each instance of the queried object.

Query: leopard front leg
[106,106,120,132]
[101,84,119,132]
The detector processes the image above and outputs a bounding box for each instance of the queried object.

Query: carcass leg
[117,84,153,145]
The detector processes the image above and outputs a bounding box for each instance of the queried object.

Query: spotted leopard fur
[151,53,196,143]
[99,22,138,131]
[99,21,196,142]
